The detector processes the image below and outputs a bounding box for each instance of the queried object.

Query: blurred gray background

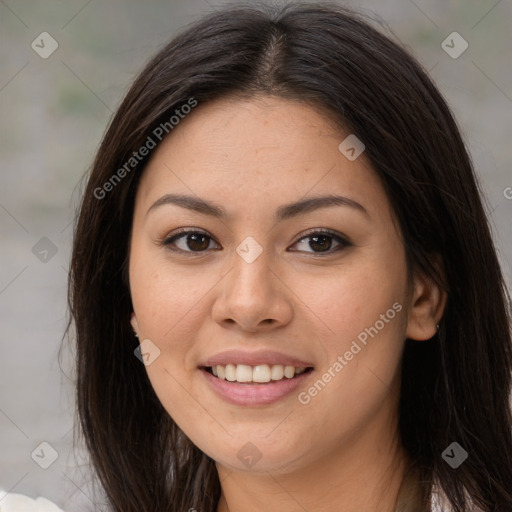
[1,0,511,510]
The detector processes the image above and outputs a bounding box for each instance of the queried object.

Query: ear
[130,312,139,336]
[405,263,447,341]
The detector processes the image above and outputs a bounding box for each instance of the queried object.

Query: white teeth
[225,363,236,382]
[253,364,271,383]
[270,364,284,380]
[210,364,308,383]
[284,365,295,379]
[235,364,253,382]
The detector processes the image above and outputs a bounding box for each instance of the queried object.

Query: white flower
[0,489,64,512]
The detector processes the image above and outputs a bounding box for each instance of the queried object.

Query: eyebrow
[146,193,369,221]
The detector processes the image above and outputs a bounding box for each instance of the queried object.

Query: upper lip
[200,349,314,368]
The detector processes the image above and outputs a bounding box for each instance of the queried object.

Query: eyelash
[161,227,351,256]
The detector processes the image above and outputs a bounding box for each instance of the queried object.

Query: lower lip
[201,368,313,406]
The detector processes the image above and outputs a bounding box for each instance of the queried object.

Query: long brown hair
[68,3,512,511]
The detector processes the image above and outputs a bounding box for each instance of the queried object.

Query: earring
[133,329,139,338]
[436,324,440,331]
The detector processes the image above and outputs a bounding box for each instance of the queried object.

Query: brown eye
[163,230,219,253]
[290,230,351,254]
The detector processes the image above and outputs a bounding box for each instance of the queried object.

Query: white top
[0,489,65,512]
[0,488,448,512]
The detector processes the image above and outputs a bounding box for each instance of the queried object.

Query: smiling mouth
[203,364,314,384]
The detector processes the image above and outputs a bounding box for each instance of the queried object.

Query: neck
[215,408,409,512]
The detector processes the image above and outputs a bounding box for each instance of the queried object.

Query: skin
[129,95,446,512]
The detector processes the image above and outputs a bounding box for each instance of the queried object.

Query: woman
[66,3,512,511]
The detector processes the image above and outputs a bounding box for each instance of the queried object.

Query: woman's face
[129,96,437,474]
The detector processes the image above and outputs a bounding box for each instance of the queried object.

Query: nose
[211,245,294,333]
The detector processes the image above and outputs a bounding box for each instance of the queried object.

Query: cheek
[129,253,215,425]
[293,259,406,407]
[294,258,406,348]
[130,249,216,344]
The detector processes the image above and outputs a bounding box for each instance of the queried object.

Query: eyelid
[294,227,349,242]
[163,226,210,240]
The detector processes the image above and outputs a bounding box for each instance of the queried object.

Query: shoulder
[0,489,65,512]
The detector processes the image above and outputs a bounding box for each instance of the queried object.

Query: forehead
[135,96,391,222]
